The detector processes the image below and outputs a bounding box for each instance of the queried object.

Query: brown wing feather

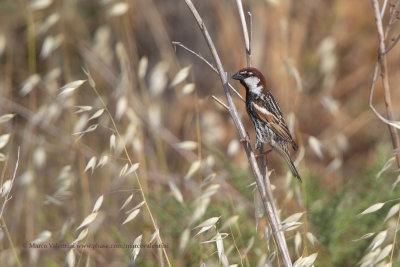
[251,100,298,150]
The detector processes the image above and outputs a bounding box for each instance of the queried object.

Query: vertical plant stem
[371,0,400,168]
[235,0,251,67]
[236,0,290,260]
[1,218,22,267]
[370,1,400,265]
[183,0,292,265]
[0,147,21,267]
[89,83,172,267]
[0,147,20,219]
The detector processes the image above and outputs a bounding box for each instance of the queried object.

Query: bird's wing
[251,97,297,149]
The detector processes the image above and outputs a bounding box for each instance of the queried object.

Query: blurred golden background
[0,0,399,266]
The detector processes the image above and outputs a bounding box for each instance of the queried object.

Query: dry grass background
[0,0,400,266]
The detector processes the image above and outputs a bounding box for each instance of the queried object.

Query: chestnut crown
[232,67,267,95]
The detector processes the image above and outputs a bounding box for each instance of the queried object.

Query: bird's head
[232,67,267,96]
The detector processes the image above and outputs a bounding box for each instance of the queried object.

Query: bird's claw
[255,149,273,159]
[255,140,262,150]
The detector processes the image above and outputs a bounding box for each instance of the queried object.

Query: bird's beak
[231,72,243,80]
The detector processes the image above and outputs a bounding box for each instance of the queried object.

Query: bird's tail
[273,145,302,182]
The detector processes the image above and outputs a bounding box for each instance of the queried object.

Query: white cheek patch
[244,76,263,95]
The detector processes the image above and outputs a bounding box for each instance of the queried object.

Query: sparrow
[232,67,301,182]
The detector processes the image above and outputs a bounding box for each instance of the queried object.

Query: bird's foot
[255,140,262,150]
[255,149,273,159]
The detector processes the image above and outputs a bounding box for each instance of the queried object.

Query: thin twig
[248,11,253,59]
[392,204,400,265]
[381,0,388,18]
[370,0,400,168]
[384,1,400,38]
[236,0,289,259]
[0,147,20,220]
[370,1,400,265]
[183,0,292,265]
[87,75,172,267]
[212,95,230,111]
[172,41,217,72]
[368,63,400,131]
[236,1,290,262]
[235,0,251,67]
[228,84,246,103]
[385,33,400,54]
[172,41,246,103]
[79,46,198,163]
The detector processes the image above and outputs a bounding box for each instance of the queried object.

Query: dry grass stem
[0,146,20,220]
[211,95,230,111]
[236,0,291,264]
[173,41,246,102]
[2,0,400,265]
[370,1,400,265]
[370,0,400,168]
[235,0,251,67]
[88,78,172,267]
[182,0,292,265]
